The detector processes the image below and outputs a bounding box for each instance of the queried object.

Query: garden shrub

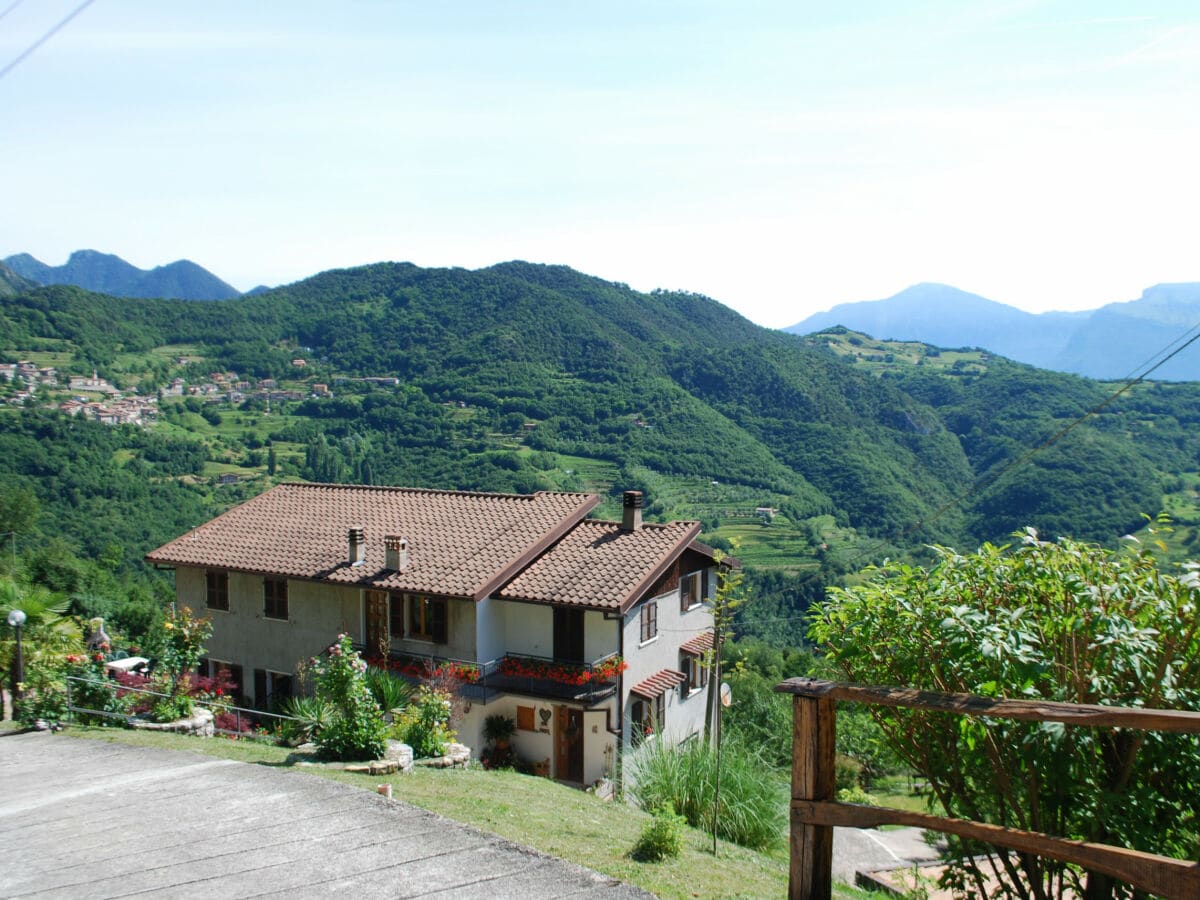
[65,651,125,724]
[630,803,686,862]
[390,685,454,758]
[308,634,387,761]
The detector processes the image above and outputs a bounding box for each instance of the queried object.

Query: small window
[388,592,404,638]
[206,571,229,611]
[639,600,658,643]
[264,578,289,620]
[631,695,664,744]
[680,653,708,698]
[680,569,708,611]
[516,705,536,731]
[256,669,293,709]
[410,595,448,643]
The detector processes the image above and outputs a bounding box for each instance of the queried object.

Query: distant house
[147,485,718,784]
[291,358,307,368]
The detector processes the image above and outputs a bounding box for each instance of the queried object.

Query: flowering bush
[498,654,627,686]
[154,607,211,695]
[391,685,455,759]
[308,634,388,761]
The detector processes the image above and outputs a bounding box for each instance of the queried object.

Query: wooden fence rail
[774,677,1200,900]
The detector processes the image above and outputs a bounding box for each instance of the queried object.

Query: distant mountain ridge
[787,282,1200,381]
[4,249,241,301]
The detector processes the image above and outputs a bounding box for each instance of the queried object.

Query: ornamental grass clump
[308,634,388,761]
[626,734,784,851]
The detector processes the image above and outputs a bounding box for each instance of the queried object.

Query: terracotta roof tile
[498,519,702,613]
[680,629,715,656]
[630,669,686,699]
[146,483,598,600]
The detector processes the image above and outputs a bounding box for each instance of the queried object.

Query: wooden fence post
[790,693,835,899]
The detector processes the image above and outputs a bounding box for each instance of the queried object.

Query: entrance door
[553,607,584,663]
[365,590,389,660]
[555,705,585,783]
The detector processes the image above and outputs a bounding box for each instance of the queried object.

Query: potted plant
[483,713,516,750]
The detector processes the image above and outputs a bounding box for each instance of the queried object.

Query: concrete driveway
[0,731,648,899]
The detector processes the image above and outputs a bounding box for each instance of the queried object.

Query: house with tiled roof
[147,483,717,785]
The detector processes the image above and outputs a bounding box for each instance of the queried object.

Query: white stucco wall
[620,568,714,749]
[459,697,617,785]
[177,566,360,683]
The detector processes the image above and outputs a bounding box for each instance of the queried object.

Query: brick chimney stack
[621,490,643,532]
[385,535,409,571]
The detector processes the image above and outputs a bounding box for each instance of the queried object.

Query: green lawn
[46,723,871,899]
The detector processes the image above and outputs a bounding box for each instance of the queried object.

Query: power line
[0,0,98,83]
[0,1,29,24]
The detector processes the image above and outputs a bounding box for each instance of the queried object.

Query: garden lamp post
[7,608,26,711]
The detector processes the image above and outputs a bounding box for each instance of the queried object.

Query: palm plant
[277,695,335,746]
[1,578,83,719]
[364,666,414,719]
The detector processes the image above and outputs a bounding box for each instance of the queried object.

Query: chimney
[385,535,409,571]
[348,527,366,566]
[621,490,643,532]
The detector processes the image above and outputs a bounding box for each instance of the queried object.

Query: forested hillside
[2,261,1197,643]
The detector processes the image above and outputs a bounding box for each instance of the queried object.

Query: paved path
[0,732,648,899]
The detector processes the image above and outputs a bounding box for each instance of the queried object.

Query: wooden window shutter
[254,669,267,709]
[431,599,448,644]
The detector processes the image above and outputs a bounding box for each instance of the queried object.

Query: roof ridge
[282,481,597,501]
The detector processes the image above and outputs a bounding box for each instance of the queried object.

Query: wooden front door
[365,590,389,660]
[555,705,585,783]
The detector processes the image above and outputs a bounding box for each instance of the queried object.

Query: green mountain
[0,261,36,297]
[0,261,1190,569]
[4,249,241,300]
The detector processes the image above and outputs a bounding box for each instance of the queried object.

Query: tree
[810,529,1200,899]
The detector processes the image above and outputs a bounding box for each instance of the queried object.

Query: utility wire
[0,0,97,83]
[0,1,28,24]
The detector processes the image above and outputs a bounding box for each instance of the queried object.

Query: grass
[41,722,866,899]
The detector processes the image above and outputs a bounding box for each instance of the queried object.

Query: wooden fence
[774,678,1200,900]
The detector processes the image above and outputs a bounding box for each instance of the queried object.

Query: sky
[2,1,1199,328]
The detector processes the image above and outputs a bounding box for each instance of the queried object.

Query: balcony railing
[358,644,625,704]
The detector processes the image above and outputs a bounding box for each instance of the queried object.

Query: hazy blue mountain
[1054,284,1200,381]
[787,282,1200,380]
[3,249,240,300]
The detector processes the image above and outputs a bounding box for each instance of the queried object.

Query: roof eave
[615,521,703,616]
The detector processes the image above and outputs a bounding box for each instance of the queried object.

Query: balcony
[359,645,626,704]
[484,652,626,704]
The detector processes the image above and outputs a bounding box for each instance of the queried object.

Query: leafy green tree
[811,530,1200,899]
